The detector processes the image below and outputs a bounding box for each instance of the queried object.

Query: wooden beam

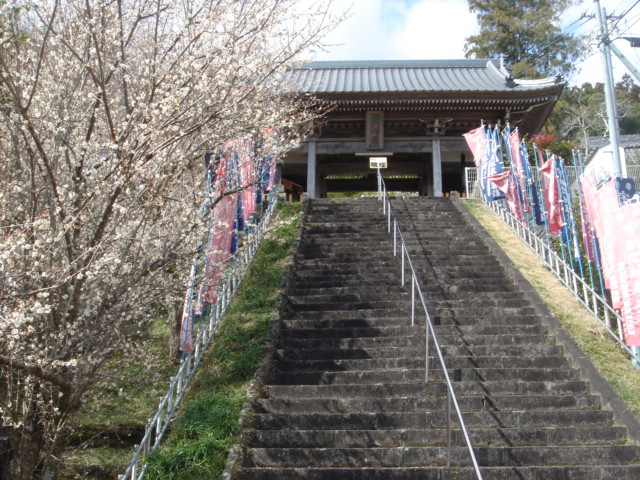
[293,139,470,154]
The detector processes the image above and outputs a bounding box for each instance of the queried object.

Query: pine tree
[464,0,586,78]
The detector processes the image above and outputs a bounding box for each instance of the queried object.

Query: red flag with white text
[488,171,523,222]
[539,156,565,235]
[463,126,487,167]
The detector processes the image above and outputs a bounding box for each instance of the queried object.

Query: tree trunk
[9,424,45,480]
[168,300,183,364]
[0,426,11,480]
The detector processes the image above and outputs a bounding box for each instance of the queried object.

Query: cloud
[389,0,478,59]
[309,0,638,86]
[313,0,477,61]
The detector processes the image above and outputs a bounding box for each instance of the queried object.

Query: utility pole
[595,0,624,177]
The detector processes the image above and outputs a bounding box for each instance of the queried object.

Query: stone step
[243,425,627,449]
[263,381,592,399]
[276,343,563,360]
[286,297,530,311]
[284,307,538,320]
[241,445,640,468]
[248,409,614,431]
[254,393,599,415]
[292,267,510,280]
[278,324,547,340]
[232,465,640,480]
[292,284,522,299]
[280,315,541,330]
[296,256,500,267]
[278,333,552,349]
[292,273,514,285]
[268,367,580,385]
[271,355,569,372]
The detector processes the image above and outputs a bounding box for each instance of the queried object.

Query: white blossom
[0,0,342,476]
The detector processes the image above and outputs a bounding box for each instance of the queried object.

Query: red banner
[579,171,598,263]
[539,156,565,235]
[463,126,487,167]
[238,138,256,221]
[508,130,530,213]
[488,171,523,222]
[581,174,640,346]
[204,192,237,304]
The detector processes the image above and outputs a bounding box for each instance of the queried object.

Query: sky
[310,0,640,87]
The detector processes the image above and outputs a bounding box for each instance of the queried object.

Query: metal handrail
[120,190,278,480]
[485,199,640,367]
[377,172,483,478]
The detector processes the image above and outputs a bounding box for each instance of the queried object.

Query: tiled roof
[587,134,640,151]
[288,59,563,94]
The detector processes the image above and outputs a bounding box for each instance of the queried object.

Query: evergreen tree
[464,0,586,78]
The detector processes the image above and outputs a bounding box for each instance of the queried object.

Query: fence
[119,189,278,480]
[466,165,640,202]
[464,166,640,367]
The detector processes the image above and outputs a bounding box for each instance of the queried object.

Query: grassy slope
[464,200,640,417]
[144,202,302,480]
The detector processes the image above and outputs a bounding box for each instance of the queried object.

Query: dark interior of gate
[281,59,565,199]
[283,152,471,195]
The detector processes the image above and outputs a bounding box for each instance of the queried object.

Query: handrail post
[401,246,405,286]
[411,276,415,326]
[394,220,397,257]
[447,390,452,467]
[425,318,430,383]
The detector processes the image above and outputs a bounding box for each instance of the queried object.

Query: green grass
[144,201,302,480]
[464,200,640,417]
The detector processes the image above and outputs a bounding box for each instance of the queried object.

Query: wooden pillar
[307,140,317,199]
[432,139,443,197]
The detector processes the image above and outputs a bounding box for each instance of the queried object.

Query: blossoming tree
[0,0,337,477]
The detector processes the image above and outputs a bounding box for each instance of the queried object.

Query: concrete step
[263,381,592,398]
[285,306,538,319]
[287,283,518,296]
[254,393,600,414]
[271,355,569,372]
[286,293,527,307]
[248,409,614,431]
[276,343,563,360]
[278,324,547,340]
[241,445,640,468]
[232,465,640,480]
[268,367,581,385]
[291,276,515,289]
[244,425,627,448]
[280,315,541,329]
[278,333,552,349]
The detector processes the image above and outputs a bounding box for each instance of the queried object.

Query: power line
[609,0,640,33]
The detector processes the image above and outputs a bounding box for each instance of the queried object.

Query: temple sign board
[369,157,388,169]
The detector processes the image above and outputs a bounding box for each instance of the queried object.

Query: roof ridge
[294,59,496,70]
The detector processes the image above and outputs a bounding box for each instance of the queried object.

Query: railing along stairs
[484,198,640,369]
[464,166,640,368]
[377,171,483,478]
[120,189,279,480]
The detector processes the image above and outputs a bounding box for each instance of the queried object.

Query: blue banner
[615,177,637,205]
[480,127,505,202]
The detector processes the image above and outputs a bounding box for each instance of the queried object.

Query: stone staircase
[226,196,640,479]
